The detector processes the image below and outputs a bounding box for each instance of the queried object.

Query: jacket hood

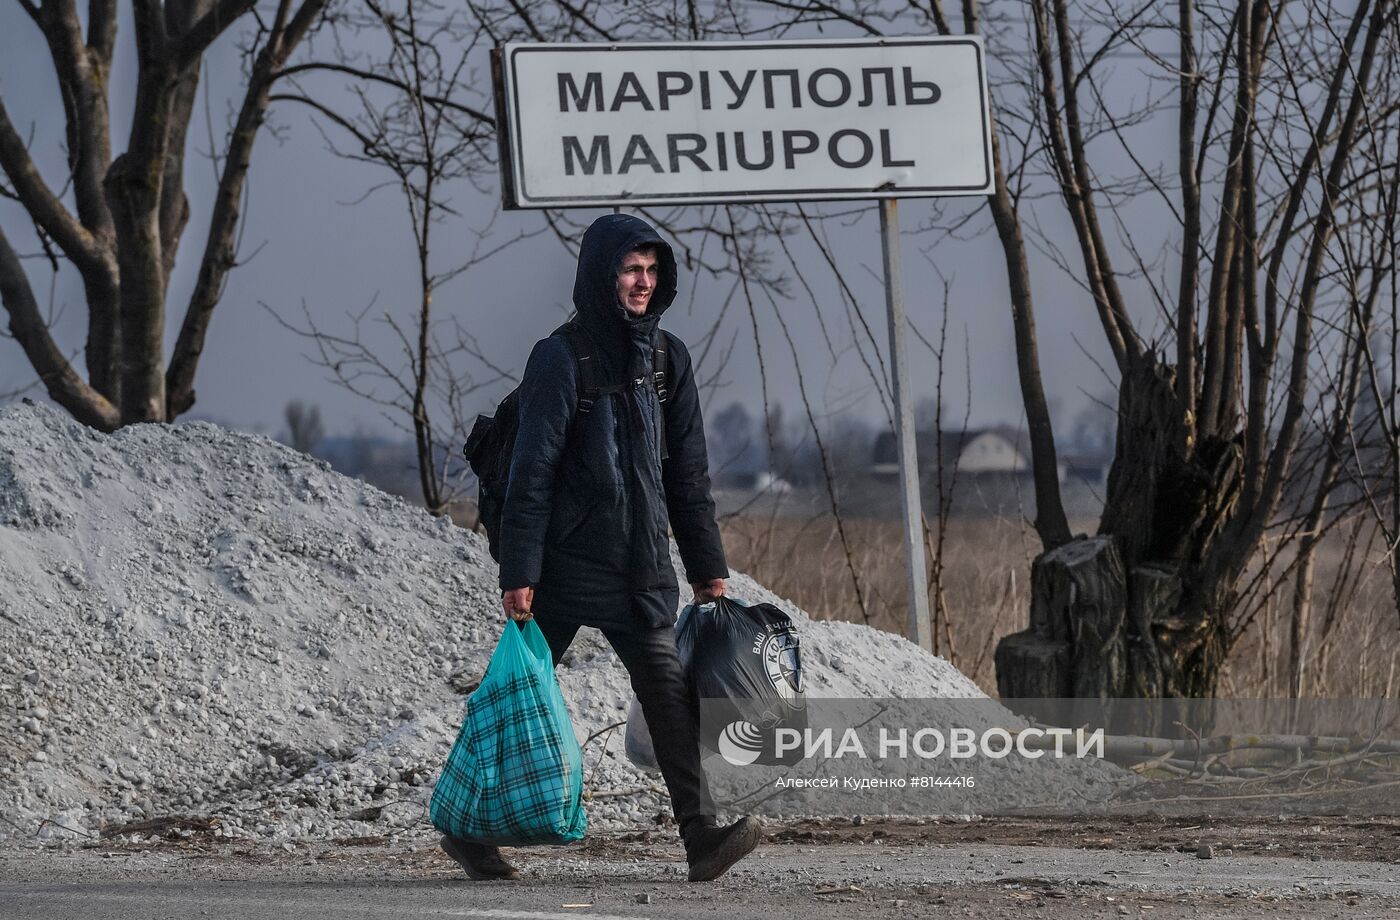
[572,214,678,338]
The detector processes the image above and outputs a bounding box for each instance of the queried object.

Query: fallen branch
[1111,777,1400,807]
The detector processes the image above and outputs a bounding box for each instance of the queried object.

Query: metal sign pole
[879,198,933,652]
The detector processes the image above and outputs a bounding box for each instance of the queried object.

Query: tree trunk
[997,355,1245,708]
[1126,563,1180,698]
[106,149,171,424]
[997,536,1125,696]
[994,633,1071,724]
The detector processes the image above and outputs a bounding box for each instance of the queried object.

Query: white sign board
[495,38,993,208]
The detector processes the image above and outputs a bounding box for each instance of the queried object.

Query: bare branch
[271,62,496,125]
[0,224,117,429]
[0,98,106,274]
[174,0,260,72]
[167,0,333,418]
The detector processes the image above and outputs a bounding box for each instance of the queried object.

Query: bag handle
[482,619,554,682]
[516,618,555,670]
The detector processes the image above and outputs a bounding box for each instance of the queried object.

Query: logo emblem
[718,720,764,766]
[760,628,803,702]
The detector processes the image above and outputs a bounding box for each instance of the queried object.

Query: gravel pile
[0,401,1127,848]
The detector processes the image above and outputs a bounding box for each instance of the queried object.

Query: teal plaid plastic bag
[430,619,586,845]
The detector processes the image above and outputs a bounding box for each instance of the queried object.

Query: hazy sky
[0,4,1143,446]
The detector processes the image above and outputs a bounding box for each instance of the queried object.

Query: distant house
[715,469,795,493]
[951,428,1032,475]
[870,427,1110,485]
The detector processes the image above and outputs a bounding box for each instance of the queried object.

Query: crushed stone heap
[0,401,1126,847]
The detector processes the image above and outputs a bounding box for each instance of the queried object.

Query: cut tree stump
[994,632,1071,699]
[1035,536,1127,699]
[996,536,1128,710]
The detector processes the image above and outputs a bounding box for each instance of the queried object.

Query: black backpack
[464,321,671,562]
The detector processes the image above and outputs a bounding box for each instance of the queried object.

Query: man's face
[615,248,659,317]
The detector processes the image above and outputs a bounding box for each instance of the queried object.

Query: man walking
[442,213,761,882]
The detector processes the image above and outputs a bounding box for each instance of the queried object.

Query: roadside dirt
[46,813,1400,863]
[4,816,1399,919]
[764,813,1400,862]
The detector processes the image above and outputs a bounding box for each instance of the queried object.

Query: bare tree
[1346,147,1400,636]
[1280,100,1399,695]
[267,0,533,515]
[1,0,333,429]
[983,0,1400,701]
[283,399,324,453]
[917,275,973,662]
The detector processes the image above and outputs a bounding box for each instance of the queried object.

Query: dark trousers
[534,617,717,834]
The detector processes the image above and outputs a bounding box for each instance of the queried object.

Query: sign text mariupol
[495,38,993,207]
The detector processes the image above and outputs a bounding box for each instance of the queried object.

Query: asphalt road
[2,838,1399,919]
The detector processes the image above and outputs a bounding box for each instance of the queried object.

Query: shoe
[683,816,762,882]
[440,834,520,880]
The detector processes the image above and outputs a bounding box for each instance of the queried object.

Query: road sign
[493,37,993,209]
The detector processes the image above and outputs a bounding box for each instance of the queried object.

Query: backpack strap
[653,329,674,460]
[557,321,673,416]
[555,321,620,414]
[652,329,670,406]
[554,322,672,456]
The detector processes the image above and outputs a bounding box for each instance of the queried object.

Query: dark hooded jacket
[497,214,729,632]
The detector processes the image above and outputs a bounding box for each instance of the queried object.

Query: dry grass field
[718,510,1400,698]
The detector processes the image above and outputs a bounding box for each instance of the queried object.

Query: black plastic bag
[679,595,805,723]
[626,597,807,769]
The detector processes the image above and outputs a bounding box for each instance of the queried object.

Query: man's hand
[691,578,726,604]
[503,587,535,621]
